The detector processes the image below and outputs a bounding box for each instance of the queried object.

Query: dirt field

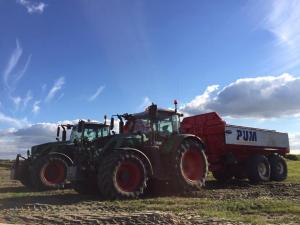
[0,160,299,225]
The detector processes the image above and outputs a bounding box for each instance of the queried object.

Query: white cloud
[10,91,33,111]
[138,96,152,111]
[255,0,300,71]
[88,86,105,102]
[0,112,29,128]
[0,119,102,159]
[15,54,32,83]
[0,123,57,159]
[17,0,47,14]
[2,39,31,92]
[181,73,300,118]
[23,90,33,108]
[32,100,40,114]
[289,133,300,154]
[45,77,65,102]
[11,96,22,109]
[264,0,300,46]
[3,39,22,88]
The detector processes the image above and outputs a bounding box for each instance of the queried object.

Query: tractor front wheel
[172,138,208,192]
[30,155,68,190]
[97,151,148,199]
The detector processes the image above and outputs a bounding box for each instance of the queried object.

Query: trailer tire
[30,155,68,190]
[97,151,148,199]
[212,170,233,183]
[172,138,208,192]
[247,155,270,183]
[268,154,287,181]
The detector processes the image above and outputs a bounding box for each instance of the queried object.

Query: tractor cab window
[156,115,180,134]
[98,126,110,137]
[70,126,82,142]
[83,128,98,141]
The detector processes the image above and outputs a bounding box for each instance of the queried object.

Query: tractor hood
[30,141,73,156]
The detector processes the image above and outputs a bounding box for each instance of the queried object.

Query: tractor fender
[181,134,206,150]
[112,147,154,176]
[48,152,74,166]
[162,134,206,154]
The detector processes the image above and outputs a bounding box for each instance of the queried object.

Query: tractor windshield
[70,125,110,142]
[130,113,180,135]
[155,114,180,134]
[83,126,110,141]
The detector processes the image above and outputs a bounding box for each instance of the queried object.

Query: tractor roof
[132,108,181,120]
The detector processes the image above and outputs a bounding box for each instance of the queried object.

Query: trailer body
[181,112,289,181]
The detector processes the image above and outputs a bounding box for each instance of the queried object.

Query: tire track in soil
[1,202,250,225]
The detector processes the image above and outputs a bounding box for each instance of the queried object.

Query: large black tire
[30,155,68,190]
[212,170,233,183]
[268,154,287,181]
[172,138,208,192]
[247,155,270,183]
[97,151,148,199]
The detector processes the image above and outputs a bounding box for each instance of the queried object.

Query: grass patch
[286,160,300,183]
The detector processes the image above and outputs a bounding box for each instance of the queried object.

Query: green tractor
[11,120,110,190]
[70,103,208,199]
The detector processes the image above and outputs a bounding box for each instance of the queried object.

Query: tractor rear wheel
[97,151,148,199]
[30,155,68,190]
[247,155,270,183]
[172,138,208,192]
[268,154,287,181]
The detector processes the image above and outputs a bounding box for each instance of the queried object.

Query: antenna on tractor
[174,99,178,113]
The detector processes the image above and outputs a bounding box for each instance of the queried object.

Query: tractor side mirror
[78,121,84,133]
[62,129,67,142]
[110,117,114,130]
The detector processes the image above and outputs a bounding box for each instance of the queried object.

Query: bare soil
[0,165,299,225]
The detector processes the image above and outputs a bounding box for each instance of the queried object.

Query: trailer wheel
[212,170,233,183]
[268,154,287,181]
[247,155,270,183]
[172,138,208,192]
[97,151,148,199]
[30,155,68,190]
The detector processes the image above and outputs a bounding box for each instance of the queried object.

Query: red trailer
[181,112,289,183]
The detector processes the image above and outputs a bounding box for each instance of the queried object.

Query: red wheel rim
[42,160,66,184]
[181,149,204,181]
[115,160,142,192]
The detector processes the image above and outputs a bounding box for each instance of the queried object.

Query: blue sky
[0,0,300,158]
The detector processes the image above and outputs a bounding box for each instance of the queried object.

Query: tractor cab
[76,120,111,143]
[115,103,183,146]
[56,121,110,143]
